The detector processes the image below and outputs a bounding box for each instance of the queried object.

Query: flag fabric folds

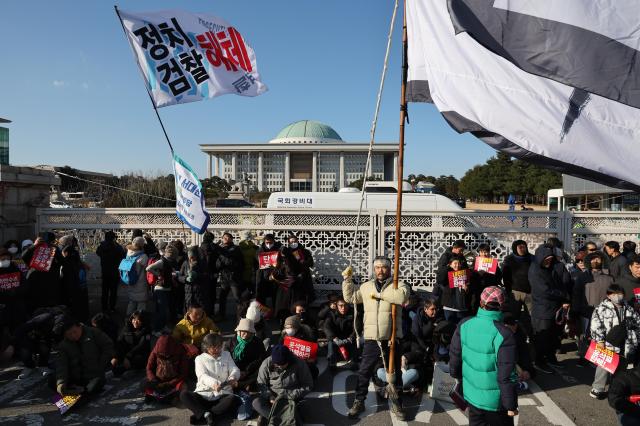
[406,0,640,190]
[118,9,267,108]
[173,154,210,234]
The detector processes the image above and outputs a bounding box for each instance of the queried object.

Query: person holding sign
[0,247,27,333]
[342,256,410,420]
[590,284,640,400]
[22,232,63,314]
[471,244,503,314]
[437,255,472,326]
[280,315,318,381]
[255,234,282,310]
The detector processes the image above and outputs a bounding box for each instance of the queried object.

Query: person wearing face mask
[228,318,267,390]
[281,235,315,306]
[254,344,313,426]
[573,251,615,367]
[215,233,245,322]
[0,247,27,333]
[180,333,241,426]
[255,234,282,310]
[280,314,319,381]
[590,284,640,400]
[22,232,64,313]
[4,240,20,261]
[615,254,640,306]
[146,244,179,334]
[178,246,212,316]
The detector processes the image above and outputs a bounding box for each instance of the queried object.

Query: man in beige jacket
[342,256,410,420]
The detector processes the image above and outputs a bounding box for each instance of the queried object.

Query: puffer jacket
[449,309,517,412]
[323,309,355,341]
[501,240,533,293]
[529,246,570,320]
[146,335,188,386]
[55,325,114,388]
[172,313,219,347]
[257,355,313,401]
[342,276,409,340]
[125,249,149,302]
[193,350,241,400]
[591,298,640,357]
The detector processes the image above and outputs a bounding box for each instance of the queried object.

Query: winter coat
[146,256,176,291]
[436,248,469,285]
[256,242,283,284]
[609,365,640,417]
[172,313,219,347]
[59,248,89,322]
[239,240,259,286]
[411,309,440,352]
[282,245,315,300]
[200,239,219,283]
[115,317,152,367]
[180,260,211,314]
[146,335,189,386]
[272,260,306,316]
[22,243,64,312]
[591,299,640,357]
[193,350,241,400]
[615,272,640,304]
[257,355,313,401]
[96,240,125,280]
[529,246,570,320]
[609,254,629,281]
[11,309,62,350]
[228,334,267,376]
[323,309,355,341]
[0,262,27,329]
[449,309,518,412]
[572,269,614,318]
[501,243,533,293]
[342,276,409,341]
[216,243,244,290]
[55,325,114,388]
[437,266,472,312]
[125,249,150,303]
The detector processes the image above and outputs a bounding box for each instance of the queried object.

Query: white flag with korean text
[173,154,210,234]
[118,9,267,108]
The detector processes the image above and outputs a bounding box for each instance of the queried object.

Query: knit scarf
[233,334,252,361]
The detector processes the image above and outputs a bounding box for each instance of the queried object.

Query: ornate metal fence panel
[37,208,640,294]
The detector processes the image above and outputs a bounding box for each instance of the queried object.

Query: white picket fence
[36,208,640,294]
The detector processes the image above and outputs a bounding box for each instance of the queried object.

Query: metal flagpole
[387,0,409,389]
[114,5,175,155]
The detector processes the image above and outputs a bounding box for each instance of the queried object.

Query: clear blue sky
[0,0,496,179]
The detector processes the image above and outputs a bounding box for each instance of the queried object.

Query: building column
[231,152,237,182]
[284,152,290,192]
[393,152,398,180]
[213,154,219,177]
[312,151,318,192]
[339,152,345,188]
[257,152,264,192]
[206,154,212,178]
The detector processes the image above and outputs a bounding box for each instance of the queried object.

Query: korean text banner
[173,154,210,234]
[118,9,268,108]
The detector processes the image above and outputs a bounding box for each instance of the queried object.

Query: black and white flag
[407,0,640,190]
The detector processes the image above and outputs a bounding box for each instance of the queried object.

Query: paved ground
[0,286,618,426]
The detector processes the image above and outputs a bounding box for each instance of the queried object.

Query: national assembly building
[200,120,399,192]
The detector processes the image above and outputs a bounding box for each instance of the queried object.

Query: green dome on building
[270,120,344,144]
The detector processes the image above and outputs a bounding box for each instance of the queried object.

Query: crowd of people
[1,230,640,425]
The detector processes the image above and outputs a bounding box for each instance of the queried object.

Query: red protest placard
[29,244,56,272]
[448,270,470,289]
[258,251,279,269]
[634,288,640,304]
[283,336,318,361]
[474,257,498,274]
[0,272,20,291]
[585,340,619,374]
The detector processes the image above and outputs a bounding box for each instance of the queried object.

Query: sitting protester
[590,284,640,400]
[324,298,356,368]
[410,299,441,357]
[91,312,119,343]
[317,293,340,336]
[376,351,421,395]
[292,300,316,333]
[180,334,241,426]
[229,318,266,390]
[608,363,640,425]
[280,314,319,380]
[111,311,152,377]
[245,299,272,349]
[144,335,189,403]
[51,316,114,397]
[254,344,313,426]
[172,304,219,350]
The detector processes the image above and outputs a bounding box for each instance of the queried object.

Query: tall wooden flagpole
[388,0,408,384]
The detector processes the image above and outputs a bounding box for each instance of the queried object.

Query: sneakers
[390,401,406,421]
[590,389,607,400]
[17,367,34,380]
[203,412,215,426]
[348,399,365,418]
[534,363,553,374]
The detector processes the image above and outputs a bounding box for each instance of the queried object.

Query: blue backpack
[118,254,142,285]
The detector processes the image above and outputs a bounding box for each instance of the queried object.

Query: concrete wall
[0,165,60,243]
